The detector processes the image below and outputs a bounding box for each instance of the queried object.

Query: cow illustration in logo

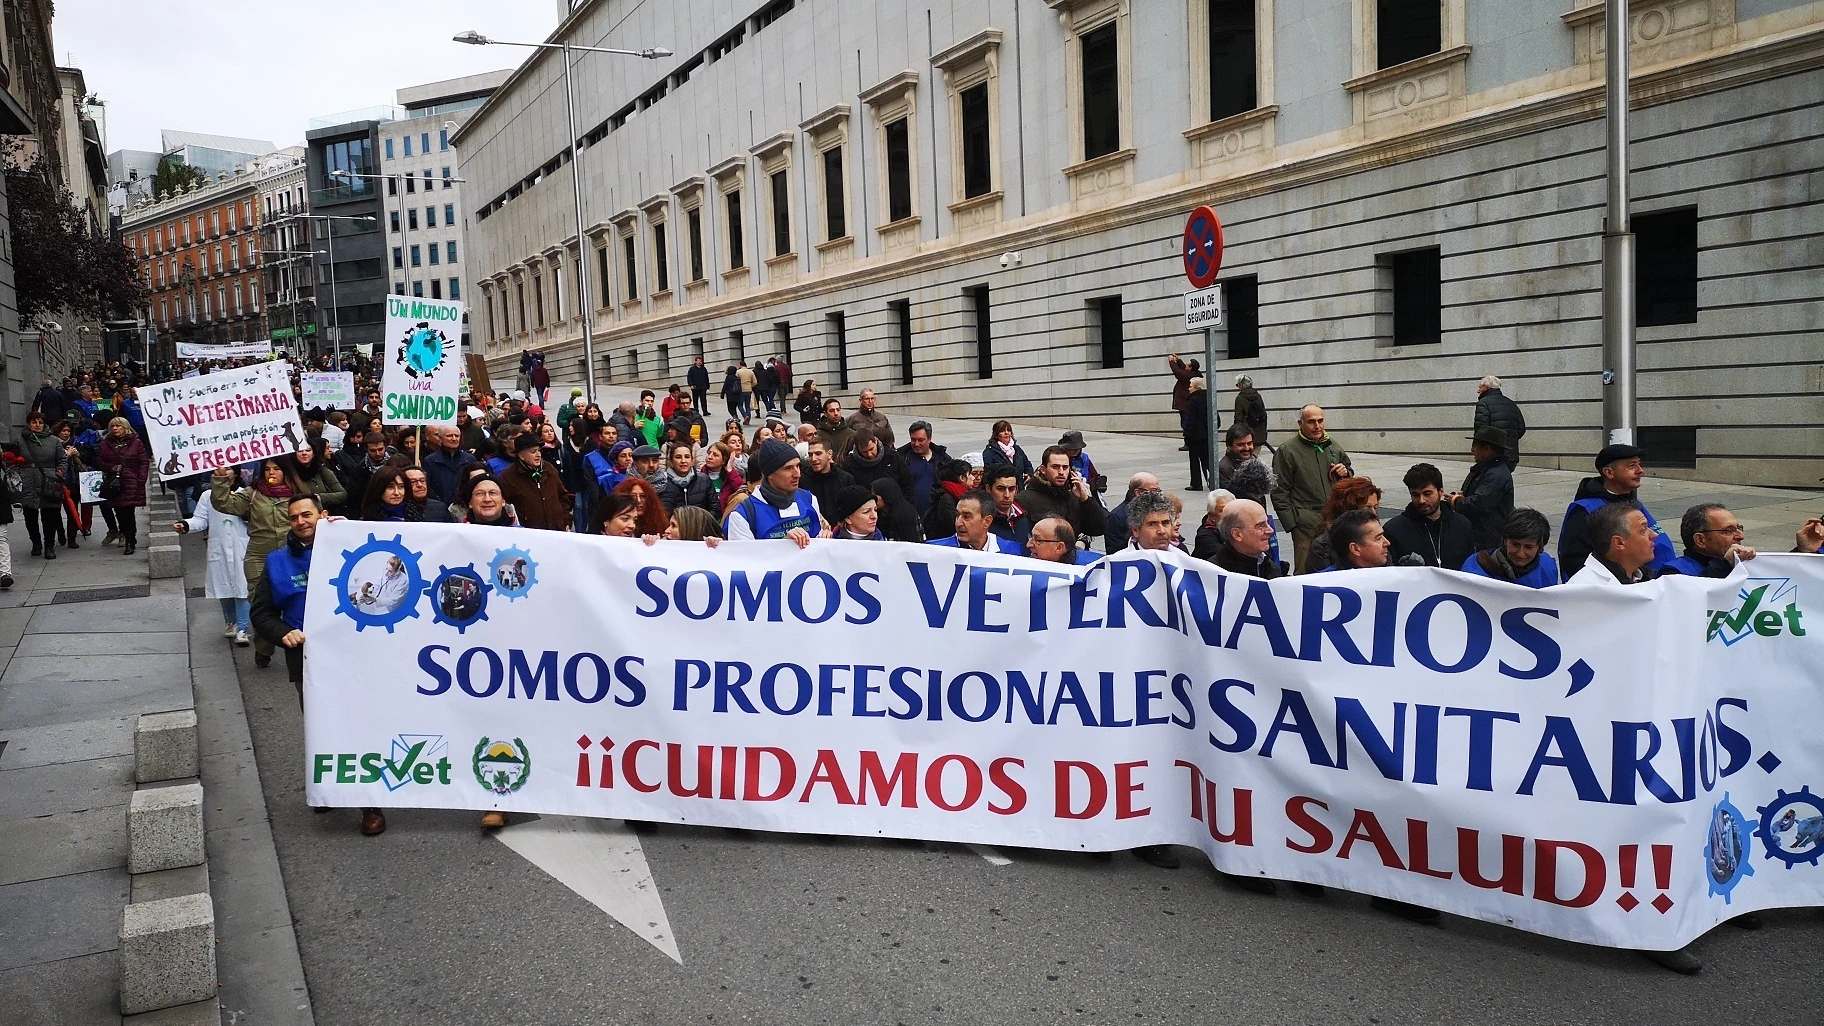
[397,321,450,379]
[472,737,531,795]
[1756,786,1824,868]
[1703,794,1754,902]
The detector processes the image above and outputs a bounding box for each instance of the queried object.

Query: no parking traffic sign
[1182,206,1224,289]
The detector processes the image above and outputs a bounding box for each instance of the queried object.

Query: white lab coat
[181,490,250,599]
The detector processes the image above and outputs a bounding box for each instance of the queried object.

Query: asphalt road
[230,648,1822,1026]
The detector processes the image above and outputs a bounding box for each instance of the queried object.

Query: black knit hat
[750,438,799,480]
[828,485,876,524]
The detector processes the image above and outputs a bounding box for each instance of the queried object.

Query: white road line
[967,843,1014,866]
[495,815,682,964]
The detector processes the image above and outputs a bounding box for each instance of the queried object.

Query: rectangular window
[654,222,670,293]
[1095,295,1125,369]
[1225,275,1260,359]
[516,283,526,330]
[598,246,612,307]
[1378,0,1442,69]
[1209,0,1258,121]
[960,84,992,198]
[774,320,793,365]
[687,208,704,282]
[392,247,403,269]
[890,300,913,385]
[656,344,670,379]
[442,167,452,189]
[406,173,416,194]
[387,175,397,196]
[404,136,413,157]
[390,210,400,233]
[422,133,431,153]
[966,284,992,378]
[623,235,638,301]
[1636,207,1699,326]
[430,279,442,299]
[445,203,455,224]
[770,170,791,256]
[447,241,458,264]
[440,130,450,150]
[429,244,440,266]
[408,209,419,231]
[413,280,424,297]
[826,313,848,391]
[885,118,912,222]
[410,245,422,267]
[1081,22,1121,160]
[550,264,561,318]
[425,206,436,228]
[1390,247,1442,346]
[449,278,460,301]
[726,190,745,269]
[533,276,545,325]
[396,283,405,296]
[730,329,746,366]
[1636,426,1698,469]
[822,147,846,241]
[626,350,640,380]
[385,138,395,160]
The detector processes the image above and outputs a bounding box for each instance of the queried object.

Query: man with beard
[1217,424,1272,505]
[1383,463,1473,570]
[814,398,854,457]
[840,429,911,495]
[800,438,854,514]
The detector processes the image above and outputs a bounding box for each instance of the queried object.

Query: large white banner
[141,359,306,480]
[302,522,1824,951]
[176,339,273,361]
[381,295,462,426]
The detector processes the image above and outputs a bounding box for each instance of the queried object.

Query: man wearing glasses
[1664,504,1757,578]
[1026,517,1101,566]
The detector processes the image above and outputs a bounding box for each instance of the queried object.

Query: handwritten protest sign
[381,296,463,426]
[141,359,306,481]
[301,371,356,411]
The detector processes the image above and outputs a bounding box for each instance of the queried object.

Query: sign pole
[1204,287,1224,495]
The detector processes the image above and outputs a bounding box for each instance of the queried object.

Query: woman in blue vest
[722,439,826,545]
[1460,508,1559,589]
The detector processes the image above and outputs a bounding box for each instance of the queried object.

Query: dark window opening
[1378,0,1442,69]
[885,118,913,223]
[1081,22,1121,160]
[826,312,849,391]
[960,84,992,198]
[597,246,611,308]
[1225,275,1260,359]
[823,147,846,241]
[726,189,745,269]
[1390,247,1442,346]
[890,299,913,385]
[622,235,637,302]
[653,222,670,293]
[1095,295,1124,369]
[1637,426,1698,469]
[966,285,992,379]
[626,349,639,380]
[1209,0,1258,121]
[687,208,704,282]
[1636,207,1699,326]
[657,344,670,378]
[774,321,793,367]
[770,170,791,256]
[730,329,745,366]
[532,276,544,325]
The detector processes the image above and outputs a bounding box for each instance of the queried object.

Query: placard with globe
[381,295,464,426]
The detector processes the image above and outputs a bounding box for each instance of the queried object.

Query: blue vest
[264,541,314,631]
[584,450,625,493]
[1565,496,1676,572]
[1459,550,1560,589]
[929,534,1024,554]
[1662,553,1710,577]
[731,490,820,539]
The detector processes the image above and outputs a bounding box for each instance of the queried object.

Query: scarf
[940,480,968,499]
[996,440,1017,460]
[757,479,797,510]
[255,479,294,500]
[1474,546,1538,582]
[380,501,406,522]
[664,467,697,488]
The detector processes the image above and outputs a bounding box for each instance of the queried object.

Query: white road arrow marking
[968,843,1013,866]
[494,815,681,964]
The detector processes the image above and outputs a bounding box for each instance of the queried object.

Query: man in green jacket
[1271,404,1353,573]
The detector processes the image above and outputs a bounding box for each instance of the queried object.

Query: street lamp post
[261,249,325,360]
[1601,0,1635,445]
[454,29,672,401]
[287,213,377,367]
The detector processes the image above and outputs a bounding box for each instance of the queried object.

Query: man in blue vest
[724,439,827,545]
[929,491,1023,554]
[250,494,386,837]
[1663,503,1756,578]
[1557,443,1675,581]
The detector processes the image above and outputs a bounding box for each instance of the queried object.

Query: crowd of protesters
[57,346,1817,974]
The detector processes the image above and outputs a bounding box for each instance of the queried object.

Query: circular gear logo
[1756,786,1824,869]
[429,564,490,633]
[330,534,430,633]
[488,546,539,602]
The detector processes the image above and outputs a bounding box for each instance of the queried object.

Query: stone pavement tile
[0,606,33,647]
[26,595,184,634]
[0,804,127,886]
[206,825,295,939]
[0,949,119,1026]
[123,997,223,1026]
[0,675,192,732]
[16,630,189,658]
[0,867,130,970]
[192,696,254,760]
[130,863,210,904]
[0,715,134,770]
[214,926,312,1026]
[0,755,135,820]
[0,652,189,685]
[200,751,269,835]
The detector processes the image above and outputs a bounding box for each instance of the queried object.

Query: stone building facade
[457,0,1824,486]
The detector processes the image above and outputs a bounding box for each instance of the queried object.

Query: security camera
[998,254,1010,268]
[41,321,62,333]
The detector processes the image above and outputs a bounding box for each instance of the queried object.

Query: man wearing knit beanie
[723,439,827,546]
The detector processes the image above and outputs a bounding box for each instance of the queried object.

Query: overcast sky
[55,0,560,156]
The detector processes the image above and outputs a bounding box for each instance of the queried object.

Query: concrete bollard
[128,782,205,874]
[148,543,183,578]
[118,892,217,1014]
[134,710,199,783]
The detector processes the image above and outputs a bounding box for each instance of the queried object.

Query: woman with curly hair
[1305,476,1382,573]
[612,476,670,536]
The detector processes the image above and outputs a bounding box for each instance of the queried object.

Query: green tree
[151,156,205,201]
[3,147,146,325]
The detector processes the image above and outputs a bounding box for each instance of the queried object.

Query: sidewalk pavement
[0,497,313,1026]
[908,413,1824,552]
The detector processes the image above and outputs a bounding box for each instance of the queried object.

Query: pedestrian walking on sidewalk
[94,418,149,555]
[1185,377,1212,490]
[16,411,67,559]
[175,487,252,645]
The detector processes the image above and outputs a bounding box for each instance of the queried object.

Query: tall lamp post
[289,212,378,367]
[454,29,672,401]
[1601,0,1635,445]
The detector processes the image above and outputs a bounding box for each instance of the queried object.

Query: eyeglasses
[1029,537,1066,547]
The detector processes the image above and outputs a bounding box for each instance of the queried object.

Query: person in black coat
[1450,427,1516,553]
[1383,463,1474,570]
[1473,376,1525,470]
[687,357,711,412]
[840,430,911,496]
[31,380,68,426]
[924,458,970,542]
[1185,377,1212,490]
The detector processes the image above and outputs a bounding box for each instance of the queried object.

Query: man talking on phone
[1017,445,1107,547]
